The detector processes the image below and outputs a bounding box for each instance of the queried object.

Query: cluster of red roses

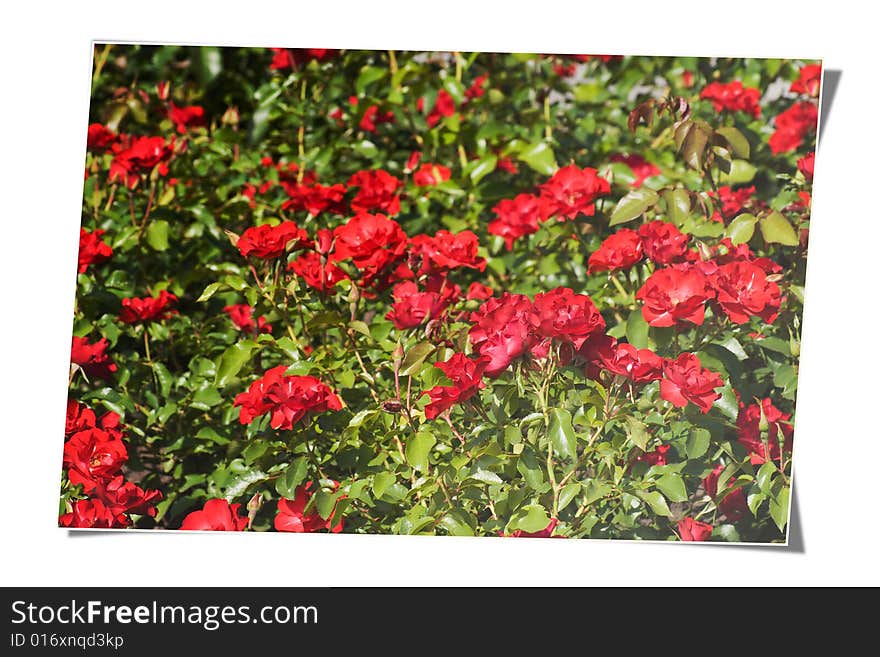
[60,400,162,528]
[87,125,176,190]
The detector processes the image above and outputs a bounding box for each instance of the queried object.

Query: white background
[1,1,876,586]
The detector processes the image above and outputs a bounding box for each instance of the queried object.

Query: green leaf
[558,483,581,511]
[655,474,688,503]
[663,188,691,226]
[516,447,545,490]
[549,408,576,461]
[609,188,659,226]
[636,490,671,517]
[405,431,436,472]
[516,141,557,175]
[401,342,436,376]
[759,211,799,246]
[514,504,551,533]
[372,472,396,499]
[153,362,173,399]
[769,486,790,532]
[197,282,224,303]
[145,220,170,251]
[685,429,710,459]
[727,213,758,245]
[355,66,386,96]
[624,417,649,451]
[583,479,611,505]
[275,458,309,499]
[747,490,766,517]
[721,159,757,185]
[314,490,340,520]
[468,155,498,185]
[192,386,222,410]
[194,46,222,86]
[715,126,751,159]
[676,120,711,170]
[712,383,738,422]
[756,462,777,494]
[470,468,503,485]
[215,341,257,387]
[439,511,474,537]
[625,308,651,349]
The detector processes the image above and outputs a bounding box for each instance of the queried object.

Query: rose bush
[63,47,817,542]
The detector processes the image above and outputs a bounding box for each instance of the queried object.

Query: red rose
[609,153,660,188]
[677,517,713,541]
[109,136,174,189]
[413,163,452,186]
[532,287,605,349]
[769,102,818,154]
[65,400,122,441]
[269,48,337,70]
[712,239,782,275]
[332,213,408,288]
[348,169,401,215]
[419,89,455,127]
[168,102,206,134]
[660,353,723,413]
[63,428,128,492]
[635,444,670,466]
[502,519,562,538]
[638,220,689,265]
[712,260,781,324]
[709,185,755,222]
[468,293,537,377]
[736,398,794,465]
[466,282,493,300]
[233,365,342,430]
[405,151,422,173]
[385,280,458,330]
[275,483,344,533]
[539,165,611,221]
[797,152,815,181]
[98,475,163,520]
[587,228,643,274]
[180,499,248,531]
[636,265,714,327]
[223,304,272,335]
[287,251,349,293]
[59,498,124,529]
[489,193,545,250]
[280,182,347,216]
[703,464,748,522]
[599,343,663,384]
[700,81,761,118]
[409,230,486,275]
[86,123,117,152]
[119,290,178,324]
[71,336,117,380]
[237,221,310,259]
[423,353,487,419]
[358,104,395,133]
[790,64,822,97]
[495,156,518,174]
[464,74,488,101]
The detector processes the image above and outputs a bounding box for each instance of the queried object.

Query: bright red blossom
[700,81,761,118]
[109,136,174,189]
[797,152,815,181]
[703,464,748,522]
[348,169,401,215]
[423,353,488,419]
[531,288,605,349]
[587,229,643,274]
[281,182,348,216]
[60,498,123,529]
[710,185,755,222]
[539,165,611,221]
[237,222,310,259]
[712,260,782,324]
[609,153,660,188]
[71,336,117,380]
[287,251,349,293]
[469,293,538,377]
[233,365,342,430]
[413,163,452,186]
[86,123,117,152]
[168,102,206,134]
[769,102,819,154]
[385,280,458,330]
[678,517,713,541]
[790,64,822,96]
[636,265,714,327]
[736,398,794,465]
[180,499,248,531]
[419,89,455,127]
[502,519,561,538]
[77,228,113,273]
[223,304,272,335]
[599,343,663,384]
[638,220,689,265]
[489,193,545,250]
[63,428,128,492]
[332,213,408,286]
[660,353,723,413]
[275,483,344,533]
[466,282,493,300]
[118,290,178,324]
[409,230,486,275]
[635,444,671,466]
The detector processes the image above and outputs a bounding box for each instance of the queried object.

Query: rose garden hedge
[63,47,818,541]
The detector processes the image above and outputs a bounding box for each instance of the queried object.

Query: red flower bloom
[281,182,348,216]
[405,151,422,173]
[638,220,689,265]
[98,475,163,520]
[59,498,124,529]
[736,398,794,465]
[269,48,337,70]
[359,104,395,133]
[385,280,458,330]
[636,265,714,327]
[223,304,272,335]
[797,152,815,181]
[609,153,660,188]
[109,136,174,189]
[700,81,761,118]
[409,230,486,275]
[682,70,694,88]
[71,336,117,380]
[660,353,723,413]
[86,123,117,152]
[532,287,605,349]
[635,444,671,466]
[413,163,452,186]
[423,353,487,419]
[466,282,493,300]
[275,483,344,533]
[468,293,538,377]
[678,517,713,541]
[419,89,455,127]
[287,251,349,293]
[769,102,819,154]
[119,290,178,324]
[495,156,519,174]
[180,499,248,531]
[709,185,755,222]
[348,169,401,215]
[587,228,643,274]
[63,428,128,492]
[168,102,206,134]
[65,400,123,441]
[237,222,311,259]
[489,193,545,250]
[712,260,782,324]
[502,519,561,538]
[332,213,409,289]
[703,464,748,522]
[77,228,113,274]
[464,74,488,101]
[233,365,343,430]
[599,343,663,384]
[539,165,611,221]
[790,64,822,97]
